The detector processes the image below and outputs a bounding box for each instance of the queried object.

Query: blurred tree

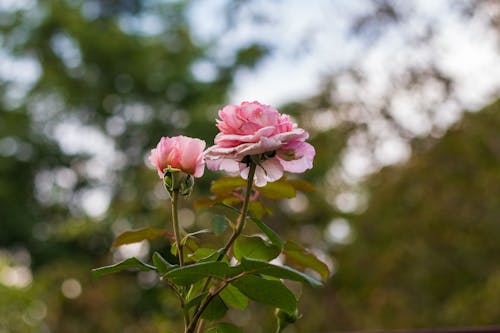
[1,0,500,332]
[0,0,268,332]
[322,99,500,330]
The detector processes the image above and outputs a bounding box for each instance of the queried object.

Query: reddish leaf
[286,179,316,192]
[283,241,330,281]
[210,177,246,195]
[258,179,296,199]
[112,227,171,247]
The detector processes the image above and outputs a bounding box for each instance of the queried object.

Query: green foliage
[206,322,243,333]
[283,241,330,282]
[331,100,500,329]
[7,0,498,331]
[164,261,230,285]
[236,258,322,287]
[0,0,321,332]
[201,295,228,321]
[152,251,176,273]
[248,215,284,250]
[217,202,284,250]
[258,179,296,199]
[233,236,281,261]
[275,308,300,333]
[185,291,209,311]
[171,236,200,262]
[285,179,316,193]
[199,177,315,219]
[210,177,246,196]
[219,284,249,310]
[231,275,297,314]
[211,215,228,235]
[92,257,156,278]
[112,227,171,247]
[188,248,220,262]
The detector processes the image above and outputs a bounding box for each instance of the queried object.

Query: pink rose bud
[149,136,206,178]
[204,101,315,186]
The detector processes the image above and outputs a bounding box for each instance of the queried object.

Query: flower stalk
[217,161,257,261]
[116,103,319,333]
[170,189,184,266]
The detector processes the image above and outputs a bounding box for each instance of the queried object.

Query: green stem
[217,162,257,261]
[186,280,229,333]
[171,190,184,266]
[166,280,189,331]
[188,162,257,333]
[186,272,249,333]
[171,190,190,330]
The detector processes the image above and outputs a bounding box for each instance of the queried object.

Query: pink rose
[204,101,315,186]
[149,136,206,178]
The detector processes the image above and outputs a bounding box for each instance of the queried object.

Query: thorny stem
[188,162,257,333]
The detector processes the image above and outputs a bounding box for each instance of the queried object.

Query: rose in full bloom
[204,101,315,186]
[149,136,206,178]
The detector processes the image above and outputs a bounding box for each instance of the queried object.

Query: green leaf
[185,291,208,310]
[233,236,281,261]
[221,196,242,206]
[248,201,271,219]
[219,283,248,310]
[92,257,156,278]
[188,248,218,262]
[164,261,230,285]
[112,227,170,247]
[194,197,220,209]
[210,177,246,195]
[186,279,205,303]
[152,251,176,273]
[211,215,228,235]
[258,179,296,199]
[275,308,300,332]
[231,275,297,314]
[283,241,330,282]
[215,202,284,250]
[201,295,228,321]
[214,202,241,216]
[248,216,284,250]
[206,323,243,333]
[237,257,322,287]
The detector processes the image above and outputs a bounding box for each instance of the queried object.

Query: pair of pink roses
[149,101,315,187]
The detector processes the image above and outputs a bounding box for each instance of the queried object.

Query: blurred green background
[1,1,500,332]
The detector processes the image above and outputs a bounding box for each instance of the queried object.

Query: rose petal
[237,136,282,156]
[148,136,206,178]
[241,158,284,187]
[180,137,206,174]
[278,141,315,173]
[205,101,315,182]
